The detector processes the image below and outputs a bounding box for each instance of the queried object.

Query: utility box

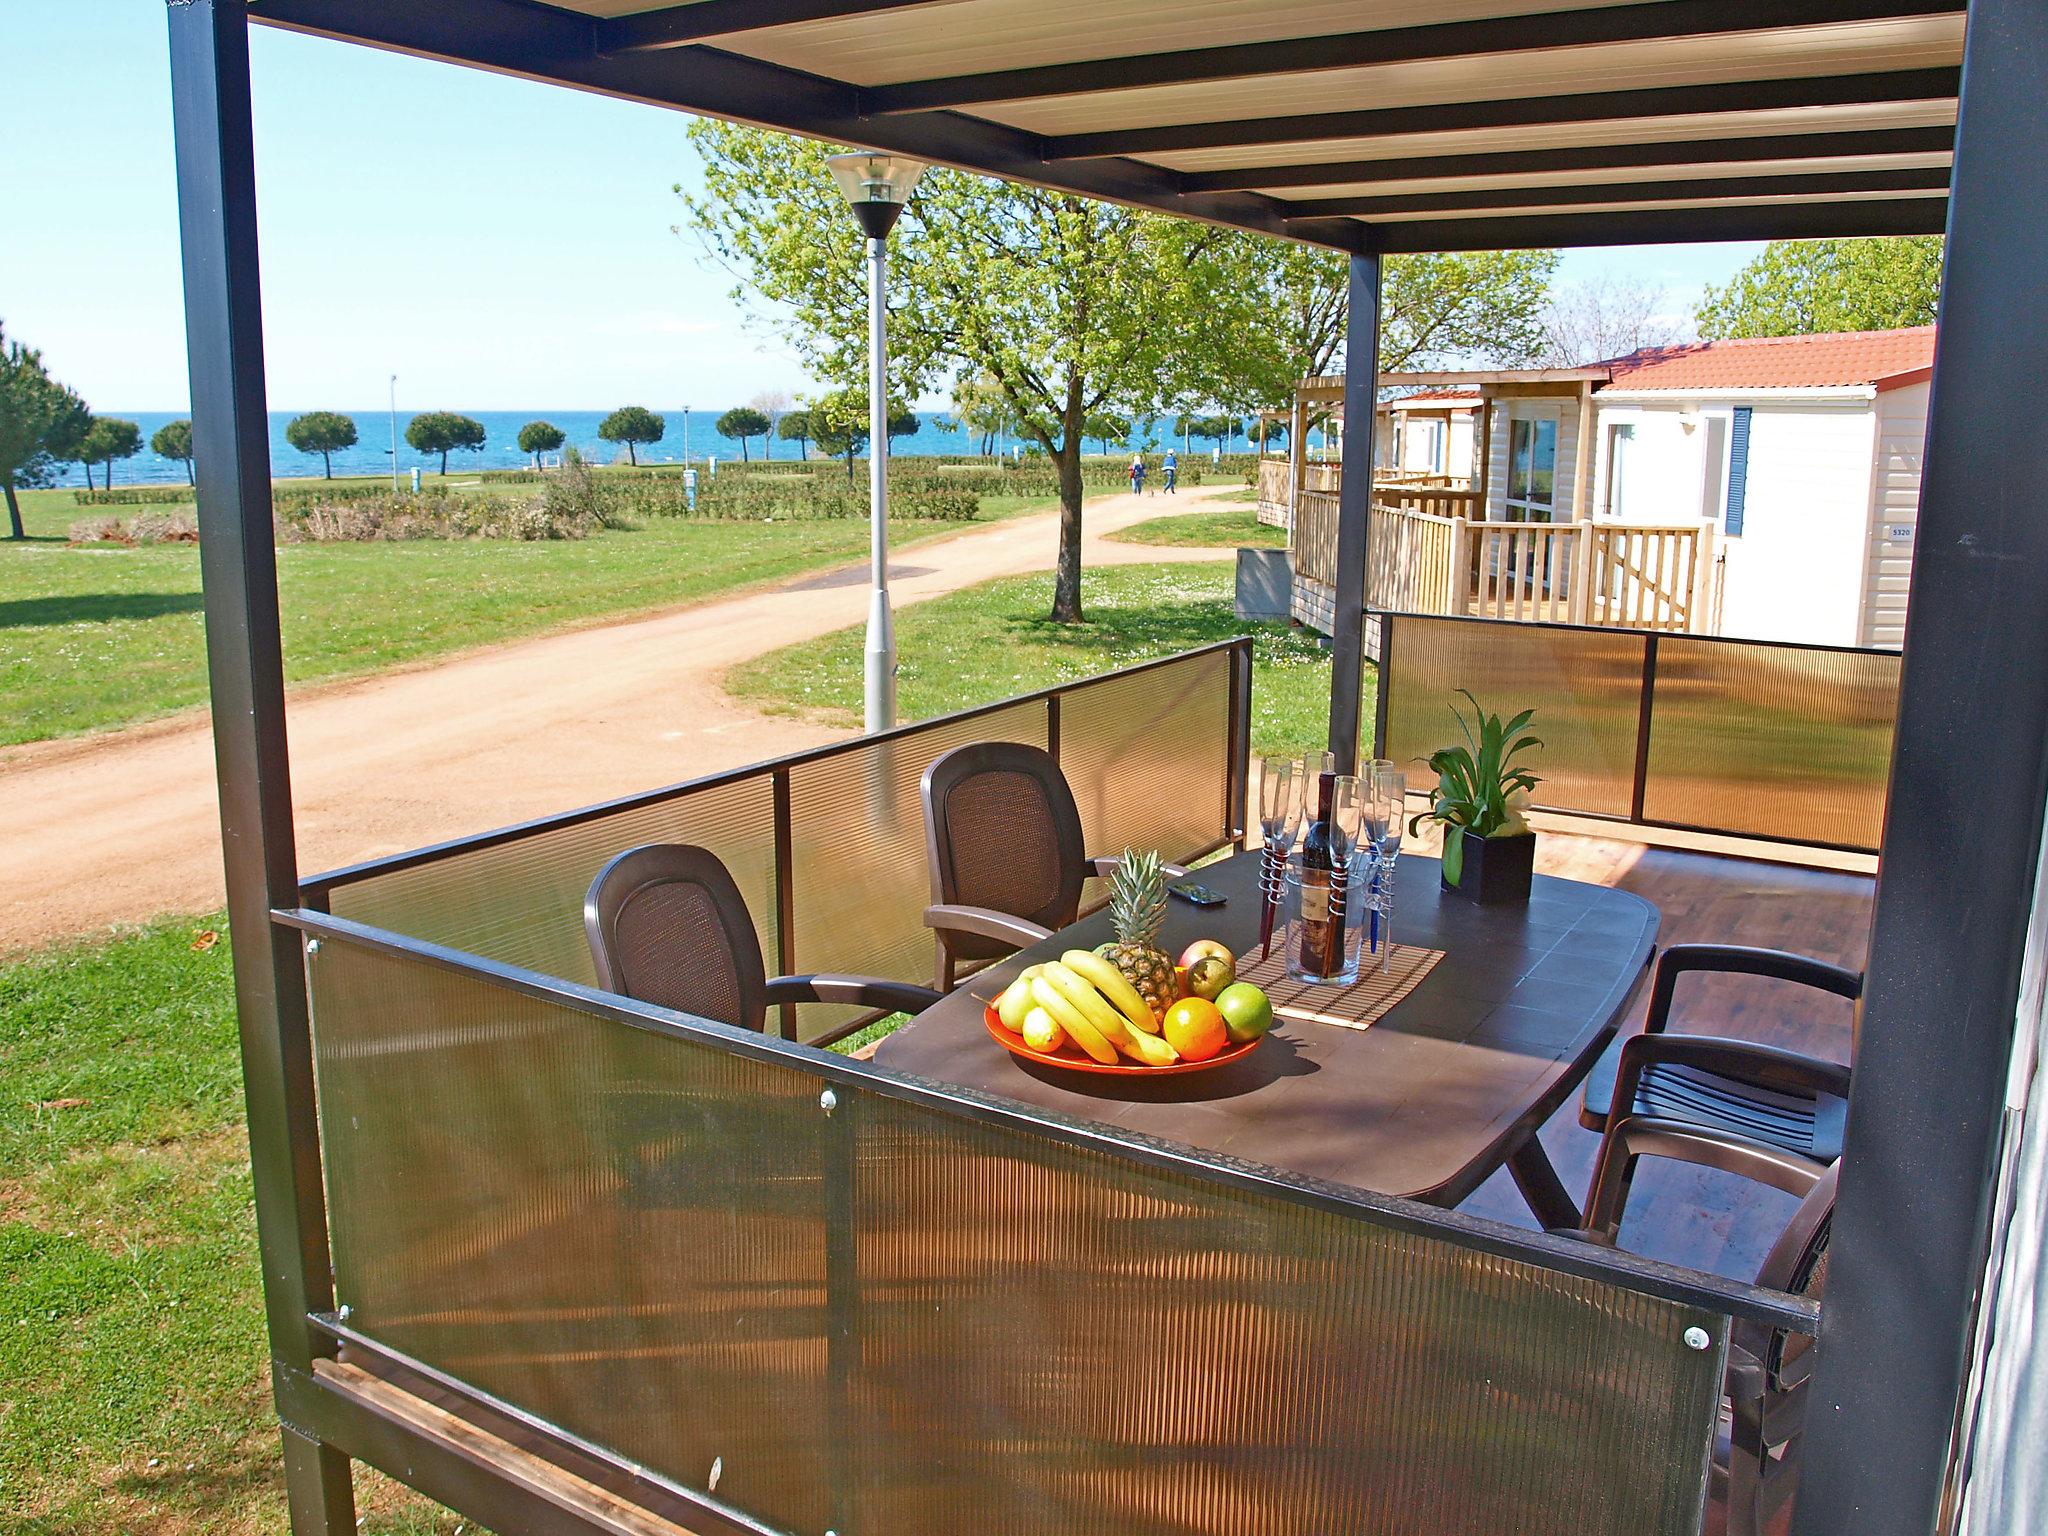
[1235,547,1292,621]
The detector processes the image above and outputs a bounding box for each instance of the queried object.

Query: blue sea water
[86,408,1246,488]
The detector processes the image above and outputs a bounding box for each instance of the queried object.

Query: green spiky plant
[1408,689,1543,888]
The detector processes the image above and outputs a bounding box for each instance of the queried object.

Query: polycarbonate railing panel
[1061,647,1235,865]
[1383,616,1646,818]
[326,774,777,988]
[1642,637,1899,848]
[307,936,836,1532]
[787,701,1047,1040]
[308,931,1730,1536]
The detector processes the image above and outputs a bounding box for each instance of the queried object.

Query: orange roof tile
[1390,389,1484,407]
[1599,327,1935,393]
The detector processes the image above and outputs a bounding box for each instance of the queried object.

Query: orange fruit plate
[982,1004,1261,1076]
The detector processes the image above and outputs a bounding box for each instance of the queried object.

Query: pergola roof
[249,0,1961,252]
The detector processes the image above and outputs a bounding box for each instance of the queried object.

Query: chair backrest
[922,741,1086,963]
[585,844,768,1031]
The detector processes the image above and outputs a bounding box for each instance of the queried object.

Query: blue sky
[2,2,1762,413]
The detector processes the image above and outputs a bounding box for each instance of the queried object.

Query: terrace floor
[1447,827,1873,1281]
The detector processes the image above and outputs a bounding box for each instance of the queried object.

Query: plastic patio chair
[1580,945,1862,1183]
[1578,1108,1840,1536]
[919,741,1186,990]
[586,843,942,1031]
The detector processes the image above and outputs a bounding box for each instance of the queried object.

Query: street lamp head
[825,151,926,240]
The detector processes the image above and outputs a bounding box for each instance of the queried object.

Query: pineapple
[1106,850,1178,1023]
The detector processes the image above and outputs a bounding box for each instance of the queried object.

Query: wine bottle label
[1301,885,1330,922]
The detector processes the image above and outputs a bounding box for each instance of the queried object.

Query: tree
[151,419,195,484]
[0,322,88,538]
[284,410,358,479]
[1082,410,1129,456]
[750,389,792,458]
[1696,237,1943,339]
[684,124,1254,621]
[716,405,772,462]
[404,411,487,476]
[1536,274,1687,365]
[777,409,813,458]
[949,372,1018,457]
[807,390,918,480]
[597,405,665,466]
[518,420,566,467]
[73,416,142,490]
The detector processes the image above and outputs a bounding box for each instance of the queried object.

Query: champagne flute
[1368,766,1406,968]
[1256,755,1302,958]
[1325,775,1366,979]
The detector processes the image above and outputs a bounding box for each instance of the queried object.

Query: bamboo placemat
[1233,942,1445,1032]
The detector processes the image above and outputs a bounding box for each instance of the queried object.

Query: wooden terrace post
[1798,0,2048,1531]
[167,3,355,1531]
[1327,252,1381,774]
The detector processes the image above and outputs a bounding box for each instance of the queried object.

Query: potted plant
[1410,690,1542,905]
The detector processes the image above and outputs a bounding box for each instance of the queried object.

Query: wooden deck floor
[1449,828,1873,1282]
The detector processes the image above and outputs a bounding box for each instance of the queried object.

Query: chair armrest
[921,904,1054,950]
[763,975,945,1016]
[1088,855,1191,880]
[1644,944,1863,1033]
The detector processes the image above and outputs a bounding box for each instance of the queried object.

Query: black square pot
[1442,828,1535,905]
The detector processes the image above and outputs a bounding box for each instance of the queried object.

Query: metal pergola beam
[1366,195,1950,251]
[862,0,1964,114]
[1044,68,1961,159]
[597,0,961,53]
[1798,0,2048,1531]
[1327,254,1379,776]
[1283,166,1954,220]
[1178,126,1957,194]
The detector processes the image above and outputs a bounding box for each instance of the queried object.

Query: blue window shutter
[1724,406,1752,535]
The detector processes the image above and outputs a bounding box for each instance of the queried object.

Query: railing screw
[819,1088,838,1116]
[1683,1326,1711,1352]
[337,1304,351,1322]
[306,939,321,958]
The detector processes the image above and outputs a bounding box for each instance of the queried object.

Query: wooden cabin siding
[1861,381,1929,649]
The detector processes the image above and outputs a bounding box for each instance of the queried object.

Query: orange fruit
[1161,997,1229,1062]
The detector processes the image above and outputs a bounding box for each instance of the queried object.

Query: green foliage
[74,484,192,506]
[777,410,814,455]
[0,324,90,538]
[715,405,772,461]
[1695,237,1943,339]
[149,418,195,485]
[1082,409,1130,454]
[70,416,143,492]
[1409,690,1543,885]
[517,419,567,460]
[404,410,487,474]
[283,409,358,479]
[682,123,1251,621]
[597,404,665,465]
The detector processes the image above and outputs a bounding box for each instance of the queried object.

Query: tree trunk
[3,475,23,539]
[439,449,449,475]
[1049,436,1085,623]
[741,438,750,463]
[184,459,194,485]
[322,450,333,479]
[628,443,638,467]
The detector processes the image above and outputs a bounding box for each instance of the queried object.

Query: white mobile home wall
[1862,381,1929,649]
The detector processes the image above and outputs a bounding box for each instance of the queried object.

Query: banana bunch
[1001,951,1180,1068]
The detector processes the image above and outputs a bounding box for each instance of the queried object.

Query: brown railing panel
[307,930,1733,1536]
[1642,636,1899,848]
[1382,616,1646,818]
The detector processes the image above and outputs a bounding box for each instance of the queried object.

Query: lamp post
[681,404,690,465]
[826,150,926,733]
[387,374,399,492]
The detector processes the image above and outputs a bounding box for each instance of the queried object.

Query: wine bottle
[1297,770,1340,975]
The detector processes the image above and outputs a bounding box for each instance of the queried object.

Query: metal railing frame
[303,637,1254,1043]
[1372,609,1900,855]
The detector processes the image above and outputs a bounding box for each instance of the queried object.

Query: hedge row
[72,486,194,506]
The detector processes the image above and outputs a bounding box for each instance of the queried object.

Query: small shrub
[67,512,199,545]
[72,486,191,506]
[67,515,126,544]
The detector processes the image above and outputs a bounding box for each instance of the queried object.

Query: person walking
[1162,447,1178,495]
[1129,453,1146,496]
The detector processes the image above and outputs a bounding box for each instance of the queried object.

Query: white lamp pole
[827,151,926,733]
[387,374,399,492]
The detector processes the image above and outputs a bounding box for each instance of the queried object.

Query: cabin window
[1505,412,1559,522]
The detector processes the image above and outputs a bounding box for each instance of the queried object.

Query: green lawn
[0,917,475,1534]
[727,560,1339,759]
[1107,507,1284,549]
[1,484,1050,747]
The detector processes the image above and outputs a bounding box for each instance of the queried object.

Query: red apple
[1179,938,1233,973]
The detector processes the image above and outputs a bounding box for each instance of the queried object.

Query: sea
[84,409,1254,488]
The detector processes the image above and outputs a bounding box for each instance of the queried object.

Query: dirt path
[1,486,1240,950]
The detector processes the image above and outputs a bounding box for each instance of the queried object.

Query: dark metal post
[1799,2,2048,1531]
[1327,251,1381,773]
[167,4,354,1531]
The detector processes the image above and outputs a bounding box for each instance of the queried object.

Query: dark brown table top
[876,848,1657,1207]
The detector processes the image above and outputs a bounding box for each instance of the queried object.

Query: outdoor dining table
[877,846,1658,1228]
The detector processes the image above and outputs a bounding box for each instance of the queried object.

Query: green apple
[1186,954,1235,1001]
[1215,982,1274,1044]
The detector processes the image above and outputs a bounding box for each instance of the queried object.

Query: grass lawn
[0,917,473,1534]
[1,484,1051,747]
[727,560,1342,759]
[1107,507,1284,550]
